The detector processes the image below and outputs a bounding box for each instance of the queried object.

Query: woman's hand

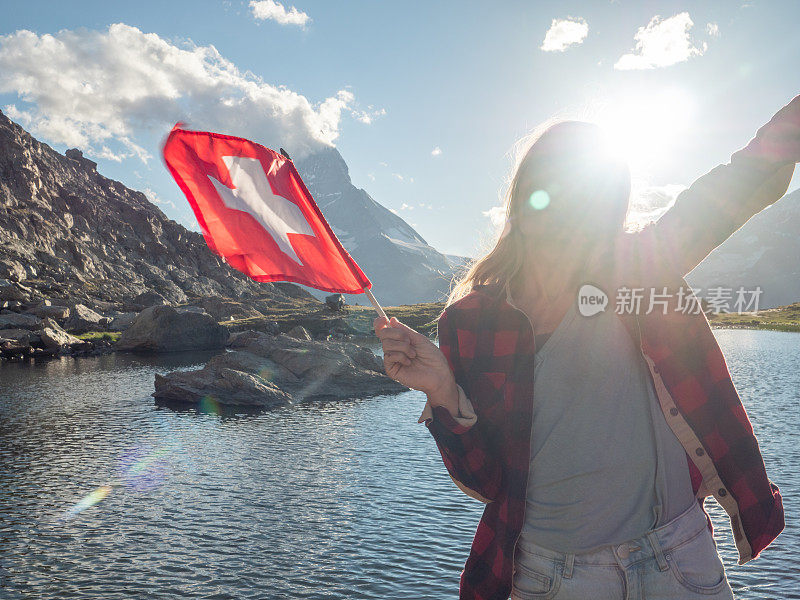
[373,316,457,401]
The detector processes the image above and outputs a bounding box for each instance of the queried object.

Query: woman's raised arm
[648,93,799,278]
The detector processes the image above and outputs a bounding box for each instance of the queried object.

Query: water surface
[0,330,798,599]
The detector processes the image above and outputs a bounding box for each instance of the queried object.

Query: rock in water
[118,305,228,352]
[152,330,407,407]
[38,319,82,350]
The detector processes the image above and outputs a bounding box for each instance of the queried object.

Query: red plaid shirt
[420,96,798,600]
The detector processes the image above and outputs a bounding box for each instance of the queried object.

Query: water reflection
[0,332,798,598]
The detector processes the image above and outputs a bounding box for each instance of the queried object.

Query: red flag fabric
[162,124,371,294]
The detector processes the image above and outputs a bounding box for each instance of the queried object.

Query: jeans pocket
[512,547,560,599]
[665,526,728,595]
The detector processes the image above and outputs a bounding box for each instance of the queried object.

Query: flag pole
[363,287,387,320]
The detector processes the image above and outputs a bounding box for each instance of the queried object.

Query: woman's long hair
[446,118,632,306]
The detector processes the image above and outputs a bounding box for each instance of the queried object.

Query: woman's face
[513,122,632,249]
[515,183,603,249]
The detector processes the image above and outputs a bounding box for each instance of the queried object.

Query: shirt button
[669,408,679,416]
[719,488,728,497]
[695,447,705,456]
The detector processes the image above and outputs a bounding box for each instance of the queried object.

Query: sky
[1,0,799,258]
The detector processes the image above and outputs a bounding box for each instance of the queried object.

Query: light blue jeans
[511,500,735,599]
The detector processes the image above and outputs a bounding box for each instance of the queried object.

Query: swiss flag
[162,124,371,294]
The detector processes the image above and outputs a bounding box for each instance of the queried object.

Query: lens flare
[528,190,550,210]
[59,423,186,523]
[592,86,696,174]
[258,365,276,381]
[199,394,221,415]
[60,485,114,520]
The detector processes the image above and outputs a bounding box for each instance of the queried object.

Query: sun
[591,87,697,176]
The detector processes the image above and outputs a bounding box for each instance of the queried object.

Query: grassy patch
[76,331,122,342]
[707,302,800,333]
[224,300,446,337]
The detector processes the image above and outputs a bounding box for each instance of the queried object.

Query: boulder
[0,260,27,282]
[188,297,263,321]
[287,325,312,341]
[153,330,407,407]
[117,305,229,352]
[0,279,30,302]
[65,148,97,171]
[0,313,41,330]
[1,300,24,312]
[38,319,82,350]
[132,290,171,308]
[28,304,71,320]
[325,293,346,311]
[0,328,40,345]
[153,356,294,407]
[64,303,106,333]
[108,312,138,332]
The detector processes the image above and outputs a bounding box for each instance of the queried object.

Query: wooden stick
[363,287,387,320]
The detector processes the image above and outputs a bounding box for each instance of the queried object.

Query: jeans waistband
[516,500,709,570]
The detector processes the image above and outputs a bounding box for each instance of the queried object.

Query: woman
[374,95,798,600]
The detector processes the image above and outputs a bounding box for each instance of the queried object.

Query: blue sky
[1,0,798,257]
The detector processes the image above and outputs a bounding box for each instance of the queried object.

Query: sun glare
[592,88,697,174]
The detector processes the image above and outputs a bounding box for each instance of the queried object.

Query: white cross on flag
[162,124,371,294]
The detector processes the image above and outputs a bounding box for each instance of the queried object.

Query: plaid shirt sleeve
[647,94,798,278]
[418,308,504,503]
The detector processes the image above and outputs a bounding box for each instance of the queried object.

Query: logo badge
[577,284,608,316]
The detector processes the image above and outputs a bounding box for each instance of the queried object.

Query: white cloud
[96,146,127,162]
[615,13,707,70]
[0,24,367,162]
[625,182,687,230]
[482,206,507,228]
[541,17,589,52]
[400,202,413,210]
[249,0,310,28]
[143,187,176,209]
[379,161,388,167]
[707,22,720,37]
[366,173,375,181]
[354,106,385,124]
[392,173,404,181]
[3,104,32,126]
[431,146,442,156]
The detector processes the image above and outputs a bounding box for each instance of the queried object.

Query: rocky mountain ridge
[0,109,465,311]
[686,188,800,309]
[0,109,311,309]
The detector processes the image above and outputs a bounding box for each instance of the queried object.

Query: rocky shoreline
[5,286,799,365]
[0,289,443,406]
[0,284,445,362]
